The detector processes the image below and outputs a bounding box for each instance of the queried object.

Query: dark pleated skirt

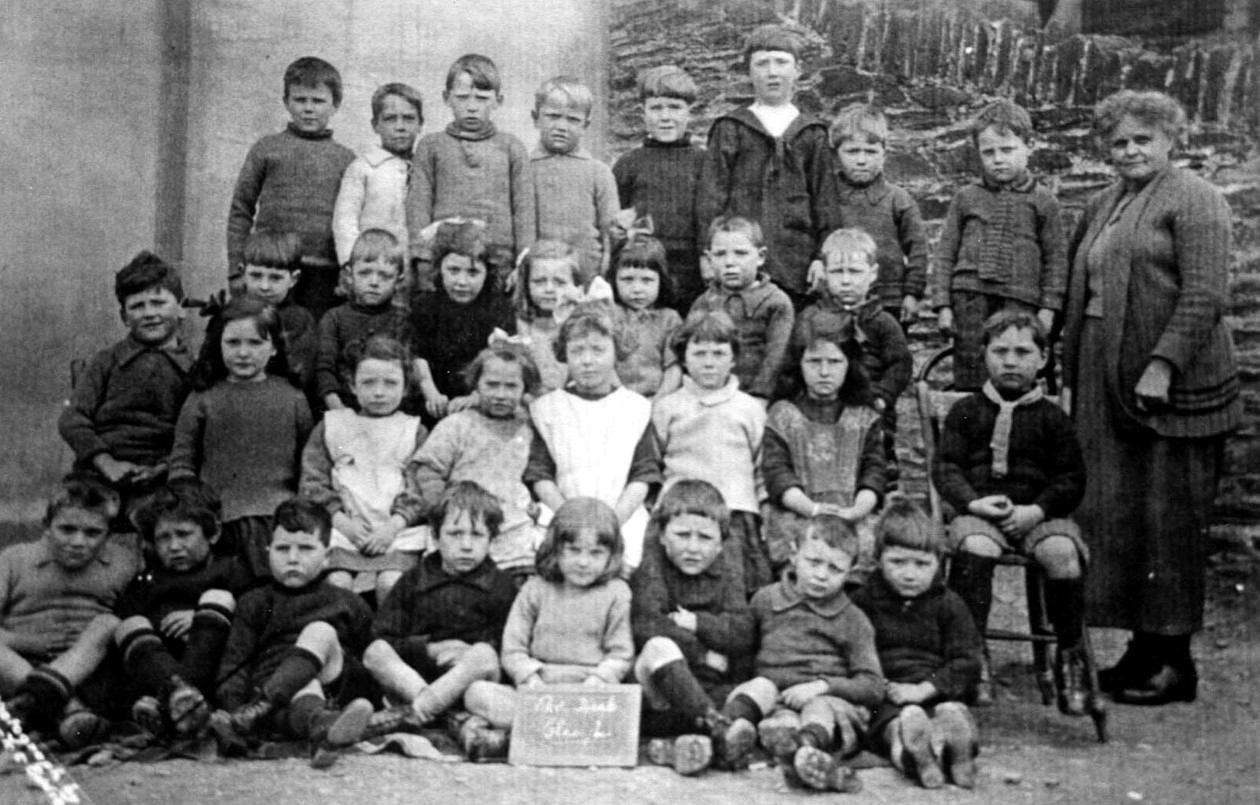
[1074,319,1223,635]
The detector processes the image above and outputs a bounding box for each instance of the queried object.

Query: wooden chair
[915,346,1107,742]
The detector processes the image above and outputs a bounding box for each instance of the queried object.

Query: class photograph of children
[5,2,1254,802]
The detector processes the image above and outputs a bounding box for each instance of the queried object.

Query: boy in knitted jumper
[933,309,1088,714]
[227,57,355,318]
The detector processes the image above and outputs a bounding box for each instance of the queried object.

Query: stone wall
[609,0,1260,536]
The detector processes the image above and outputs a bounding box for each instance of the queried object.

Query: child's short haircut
[828,103,888,148]
[447,54,502,94]
[115,251,183,307]
[820,228,878,265]
[971,98,1033,143]
[799,514,858,562]
[612,236,672,308]
[514,239,583,321]
[553,300,633,362]
[982,308,1048,352]
[132,478,222,544]
[637,65,698,104]
[534,76,594,118]
[670,310,741,366]
[651,479,730,537]
[462,343,542,397]
[346,334,416,393]
[743,24,802,67]
[283,56,343,106]
[243,231,303,271]
[45,473,121,526]
[371,82,424,125]
[347,228,405,270]
[535,497,623,584]
[432,219,489,273]
[875,496,944,557]
[708,215,764,249]
[272,497,332,546]
[428,480,505,538]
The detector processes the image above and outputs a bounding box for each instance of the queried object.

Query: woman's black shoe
[1112,665,1197,706]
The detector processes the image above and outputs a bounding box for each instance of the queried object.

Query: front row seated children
[0,477,138,748]
[727,515,883,793]
[632,481,759,776]
[463,498,633,759]
[361,482,517,737]
[513,239,583,394]
[240,231,319,395]
[525,302,661,571]
[933,309,1088,712]
[115,480,252,738]
[210,499,376,768]
[653,311,772,595]
[301,335,429,599]
[688,215,794,402]
[170,297,313,580]
[851,499,983,789]
[410,345,545,574]
[316,228,412,413]
[611,236,683,398]
[411,220,515,419]
[761,320,887,576]
[58,252,193,522]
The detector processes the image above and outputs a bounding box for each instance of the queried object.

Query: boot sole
[671,735,713,776]
[716,718,758,769]
[324,698,373,748]
[901,709,944,789]
[793,745,836,790]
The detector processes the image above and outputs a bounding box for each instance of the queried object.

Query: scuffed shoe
[309,698,373,769]
[899,706,944,789]
[793,745,863,793]
[758,720,800,758]
[711,716,757,769]
[932,702,979,789]
[131,695,164,735]
[363,703,426,739]
[168,677,210,736]
[206,710,249,756]
[460,715,508,762]
[227,694,274,736]
[646,734,712,776]
[57,707,110,750]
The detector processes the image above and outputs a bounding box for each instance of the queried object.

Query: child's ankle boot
[228,691,275,736]
[167,676,210,736]
[363,703,425,739]
[131,696,164,735]
[792,746,862,793]
[646,735,713,776]
[57,702,110,750]
[703,709,756,769]
[308,698,373,769]
[459,715,508,762]
[931,702,979,789]
[898,706,944,789]
[757,720,800,758]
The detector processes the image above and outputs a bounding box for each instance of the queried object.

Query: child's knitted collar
[445,120,498,142]
[767,570,853,617]
[681,374,740,405]
[285,122,333,141]
[834,172,889,204]
[531,143,593,160]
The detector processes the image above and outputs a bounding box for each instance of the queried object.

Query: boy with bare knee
[361,482,516,736]
[0,476,139,748]
[114,479,252,738]
[724,515,883,792]
[210,498,375,767]
[933,309,1088,713]
[850,498,983,789]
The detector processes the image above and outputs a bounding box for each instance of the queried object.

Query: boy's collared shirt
[751,571,885,707]
[332,143,411,265]
[832,173,929,307]
[58,335,194,467]
[688,275,794,398]
[0,538,138,654]
[530,144,619,282]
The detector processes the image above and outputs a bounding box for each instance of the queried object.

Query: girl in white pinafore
[300,335,428,600]
[524,302,659,571]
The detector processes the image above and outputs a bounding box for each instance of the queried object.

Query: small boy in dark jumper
[632,481,759,776]
[210,498,375,767]
[114,480,253,738]
[361,482,516,738]
[227,57,355,318]
[612,65,707,313]
[241,231,319,395]
[931,99,1067,391]
[850,498,983,789]
[933,309,1088,713]
[58,252,193,520]
[0,476,139,748]
[828,104,929,328]
[723,515,882,793]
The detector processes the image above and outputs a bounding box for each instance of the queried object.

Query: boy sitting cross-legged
[210,498,375,768]
[632,481,759,776]
[360,482,517,738]
[849,498,983,789]
[113,479,253,739]
[933,309,1088,713]
[0,475,139,748]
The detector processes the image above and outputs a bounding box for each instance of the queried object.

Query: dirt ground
[3,552,1257,805]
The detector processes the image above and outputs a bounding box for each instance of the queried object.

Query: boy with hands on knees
[933,310,1088,712]
[361,482,516,738]
[850,499,983,789]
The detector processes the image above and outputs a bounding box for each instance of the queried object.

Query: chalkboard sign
[508,684,642,767]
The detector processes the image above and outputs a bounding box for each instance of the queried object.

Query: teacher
[1061,90,1242,706]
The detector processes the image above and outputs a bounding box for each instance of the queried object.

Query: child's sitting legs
[363,638,499,727]
[880,702,977,789]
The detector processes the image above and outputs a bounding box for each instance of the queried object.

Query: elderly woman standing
[1062,90,1241,706]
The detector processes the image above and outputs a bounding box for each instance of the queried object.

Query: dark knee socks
[949,553,996,635]
[1044,578,1085,648]
[118,628,183,696]
[15,666,74,726]
[721,693,762,725]
[650,660,714,724]
[181,601,235,693]
[261,647,322,705]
